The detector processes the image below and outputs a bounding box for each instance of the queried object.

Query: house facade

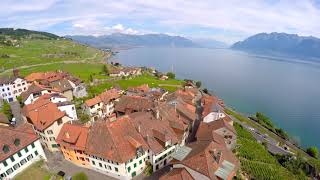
[0,76,29,102]
[0,124,47,179]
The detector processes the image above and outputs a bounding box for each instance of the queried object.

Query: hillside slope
[231,32,320,60]
[0,28,107,72]
[66,33,199,48]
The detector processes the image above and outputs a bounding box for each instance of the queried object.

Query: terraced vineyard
[235,123,308,180]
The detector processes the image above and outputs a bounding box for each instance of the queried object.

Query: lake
[112,47,320,149]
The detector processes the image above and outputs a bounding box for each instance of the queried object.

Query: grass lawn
[88,74,183,96]
[17,63,106,82]
[0,39,105,70]
[14,160,52,180]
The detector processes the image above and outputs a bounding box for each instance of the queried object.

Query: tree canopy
[307,147,319,159]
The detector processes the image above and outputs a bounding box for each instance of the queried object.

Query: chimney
[65,132,70,139]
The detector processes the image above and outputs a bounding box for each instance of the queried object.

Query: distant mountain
[66,33,199,49]
[231,32,320,60]
[191,38,228,48]
[0,28,59,39]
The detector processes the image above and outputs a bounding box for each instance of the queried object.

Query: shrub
[72,172,88,180]
[166,72,175,79]
[306,147,319,159]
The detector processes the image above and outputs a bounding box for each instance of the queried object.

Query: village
[0,66,240,180]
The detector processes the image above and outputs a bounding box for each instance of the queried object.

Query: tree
[78,112,90,124]
[2,101,13,120]
[103,64,109,75]
[166,72,175,79]
[89,74,93,82]
[72,172,88,180]
[306,147,319,159]
[195,81,202,88]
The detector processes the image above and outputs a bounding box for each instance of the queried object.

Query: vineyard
[235,123,308,180]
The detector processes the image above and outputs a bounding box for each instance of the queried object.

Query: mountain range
[231,32,320,60]
[66,33,227,49]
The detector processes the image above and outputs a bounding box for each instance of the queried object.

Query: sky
[1,0,320,44]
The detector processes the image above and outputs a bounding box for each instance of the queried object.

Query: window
[115,167,118,172]
[47,130,53,134]
[35,151,38,156]
[10,156,15,162]
[6,168,13,175]
[131,171,136,177]
[92,160,96,165]
[31,143,35,148]
[1,173,6,178]
[3,145,10,153]
[25,147,29,153]
[14,139,20,146]
[57,119,63,125]
[27,154,33,161]
[49,137,55,141]
[13,163,20,170]
[134,163,137,168]
[18,152,22,157]
[3,160,8,167]
[99,163,102,167]
[52,144,59,148]
[139,160,142,164]
[127,166,131,172]
[20,159,27,165]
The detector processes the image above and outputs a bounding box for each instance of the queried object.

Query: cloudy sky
[1,0,320,44]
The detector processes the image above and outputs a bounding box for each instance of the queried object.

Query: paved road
[9,101,23,125]
[229,115,292,156]
[45,150,117,180]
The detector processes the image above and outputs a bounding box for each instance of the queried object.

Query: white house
[0,76,29,102]
[21,82,59,105]
[0,124,47,179]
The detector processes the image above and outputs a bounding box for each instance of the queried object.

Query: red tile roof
[129,112,179,154]
[160,168,194,180]
[115,96,154,113]
[23,98,66,131]
[85,88,120,107]
[56,122,89,151]
[0,123,38,161]
[85,116,149,163]
[21,82,59,102]
[175,141,239,180]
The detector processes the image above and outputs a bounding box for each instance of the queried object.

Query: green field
[88,73,183,96]
[235,123,307,180]
[15,63,105,82]
[0,39,106,71]
[14,160,52,180]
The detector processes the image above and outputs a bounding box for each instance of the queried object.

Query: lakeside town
[0,58,319,180]
[0,65,241,180]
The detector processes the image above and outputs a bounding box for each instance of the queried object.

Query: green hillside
[0,28,107,72]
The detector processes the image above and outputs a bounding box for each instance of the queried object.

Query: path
[0,52,104,75]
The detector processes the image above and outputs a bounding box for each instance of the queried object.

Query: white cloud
[1,0,320,43]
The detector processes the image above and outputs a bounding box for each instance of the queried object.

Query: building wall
[87,150,148,180]
[0,78,29,102]
[60,146,90,168]
[0,140,47,179]
[73,84,88,98]
[203,112,226,123]
[58,104,78,120]
[34,116,72,152]
[84,103,103,121]
[24,89,54,105]
[62,90,73,101]
[152,145,176,172]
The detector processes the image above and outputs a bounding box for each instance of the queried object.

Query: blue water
[112,47,320,149]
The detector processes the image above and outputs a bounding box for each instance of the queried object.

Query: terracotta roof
[160,168,194,180]
[129,112,179,154]
[23,98,66,131]
[115,96,153,113]
[56,122,89,151]
[0,123,38,161]
[85,88,120,107]
[169,98,196,123]
[0,76,21,85]
[196,122,226,145]
[127,84,150,93]
[167,90,195,105]
[198,118,236,135]
[85,116,149,163]
[176,141,239,180]
[24,72,45,82]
